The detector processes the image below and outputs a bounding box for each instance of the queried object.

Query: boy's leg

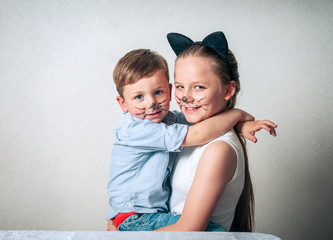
[205,221,227,232]
[119,213,226,232]
[119,213,180,231]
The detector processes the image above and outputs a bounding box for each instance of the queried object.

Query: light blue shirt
[106,112,188,219]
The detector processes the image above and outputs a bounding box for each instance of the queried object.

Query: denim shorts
[118,212,227,231]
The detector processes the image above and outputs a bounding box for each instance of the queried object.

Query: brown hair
[177,45,255,232]
[113,49,169,97]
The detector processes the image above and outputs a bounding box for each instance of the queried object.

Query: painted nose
[147,97,158,109]
[182,90,193,103]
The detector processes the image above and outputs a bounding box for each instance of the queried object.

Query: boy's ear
[224,81,236,101]
[116,96,128,112]
[169,83,173,101]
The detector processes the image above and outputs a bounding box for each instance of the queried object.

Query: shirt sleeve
[115,115,188,152]
[173,110,194,126]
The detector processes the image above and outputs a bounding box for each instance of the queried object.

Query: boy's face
[116,70,172,123]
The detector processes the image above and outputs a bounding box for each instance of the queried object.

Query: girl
[156,31,274,231]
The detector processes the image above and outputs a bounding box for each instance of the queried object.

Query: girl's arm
[182,109,253,146]
[107,219,117,231]
[157,141,236,231]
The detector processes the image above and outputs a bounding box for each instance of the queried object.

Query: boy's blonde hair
[113,49,169,97]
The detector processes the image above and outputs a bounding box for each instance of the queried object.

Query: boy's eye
[155,90,162,95]
[135,95,143,100]
[175,85,184,89]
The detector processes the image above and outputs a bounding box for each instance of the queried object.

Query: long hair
[177,45,255,232]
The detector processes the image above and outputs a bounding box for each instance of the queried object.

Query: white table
[0,231,281,240]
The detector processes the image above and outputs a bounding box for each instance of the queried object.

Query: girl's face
[174,56,233,123]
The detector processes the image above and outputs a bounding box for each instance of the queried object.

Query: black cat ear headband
[166,31,233,79]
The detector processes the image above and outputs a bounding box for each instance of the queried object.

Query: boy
[106,49,253,231]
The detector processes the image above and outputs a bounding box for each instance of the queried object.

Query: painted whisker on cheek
[176,96,208,111]
[158,99,166,105]
[197,100,209,111]
[152,99,167,111]
[201,104,210,111]
[197,97,205,103]
[195,97,209,111]
[134,99,167,118]
[175,96,184,109]
[133,107,147,118]
[177,102,183,110]
[135,112,146,117]
[148,100,165,110]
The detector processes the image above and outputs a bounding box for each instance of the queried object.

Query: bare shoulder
[199,140,237,181]
[203,140,236,162]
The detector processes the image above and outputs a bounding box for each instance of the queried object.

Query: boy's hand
[236,120,277,143]
[107,219,118,231]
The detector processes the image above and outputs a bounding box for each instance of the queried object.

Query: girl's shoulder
[203,130,244,164]
[207,129,239,148]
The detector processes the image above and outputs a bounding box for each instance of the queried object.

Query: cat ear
[167,33,194,56]
[202,31,234,80]
[167,31,234,79]
[202,31,229,59]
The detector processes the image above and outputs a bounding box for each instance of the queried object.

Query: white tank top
[169,129,245,230]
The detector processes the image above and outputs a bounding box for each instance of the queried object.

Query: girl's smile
[174,56,230,123]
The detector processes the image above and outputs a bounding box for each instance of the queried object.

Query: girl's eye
[135,95,143,100]
[155,90,162,95]
[175,85,184,89]
[195,85,205,90]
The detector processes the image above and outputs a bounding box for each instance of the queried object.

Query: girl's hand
[107,219,118,231]
[236,120,277,143]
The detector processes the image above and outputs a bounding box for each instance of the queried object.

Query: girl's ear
[116,96,128,112]
[224,81,236,101]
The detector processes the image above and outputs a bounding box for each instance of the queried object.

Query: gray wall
[1,1,332,240]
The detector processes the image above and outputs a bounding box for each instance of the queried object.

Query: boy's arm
[182,109,253,146]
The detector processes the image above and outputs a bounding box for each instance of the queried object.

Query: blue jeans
[118,212,227,231]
